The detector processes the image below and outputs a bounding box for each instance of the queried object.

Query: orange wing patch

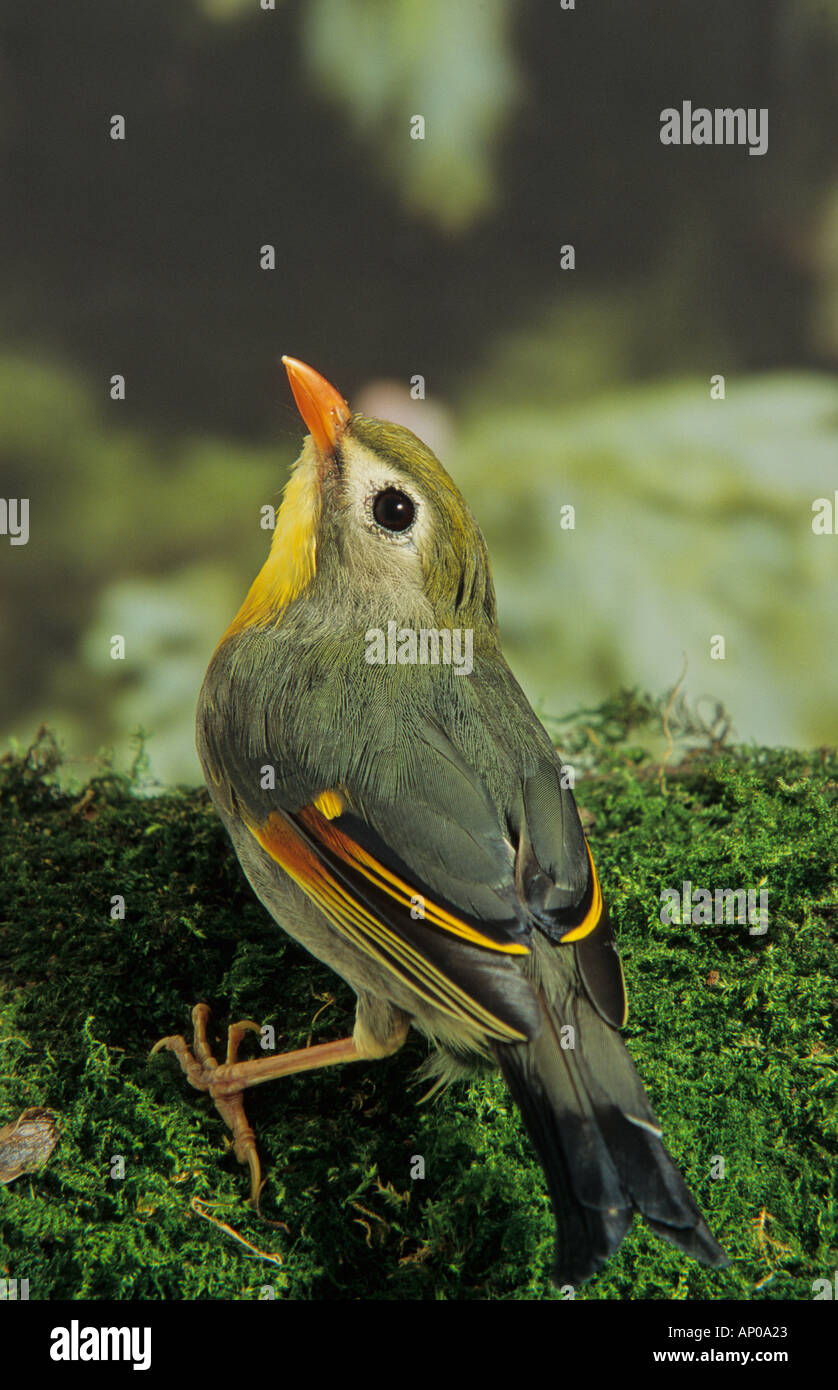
[246,806,529,1043]
[297,802,529,957]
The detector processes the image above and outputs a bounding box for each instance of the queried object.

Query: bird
[153,355,728,1286]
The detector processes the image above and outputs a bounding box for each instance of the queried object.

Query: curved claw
[150,1032,214,1092]
[226,1018,262,1064]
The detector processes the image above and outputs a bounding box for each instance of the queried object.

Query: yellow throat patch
[224,449,321,638]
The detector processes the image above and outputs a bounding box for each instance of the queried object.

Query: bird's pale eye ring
[371,487,416,534]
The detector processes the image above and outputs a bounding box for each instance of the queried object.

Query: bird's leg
[151,1002,408,1206]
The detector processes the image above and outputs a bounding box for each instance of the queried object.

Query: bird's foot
[152,1003,366,1207]
[152,1003,265,1205]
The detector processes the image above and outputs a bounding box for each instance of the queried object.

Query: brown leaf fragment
[0,1107,59,1184]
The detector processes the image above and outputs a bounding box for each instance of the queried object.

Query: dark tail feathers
[493,990,729,1286]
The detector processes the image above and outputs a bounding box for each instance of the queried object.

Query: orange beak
[282,356,351,458]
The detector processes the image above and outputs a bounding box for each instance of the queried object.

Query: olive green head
[227,359,497,638]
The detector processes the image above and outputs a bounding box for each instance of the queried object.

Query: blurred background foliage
[0,0,837,782]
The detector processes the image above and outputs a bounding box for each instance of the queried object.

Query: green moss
[1,701,835,1300]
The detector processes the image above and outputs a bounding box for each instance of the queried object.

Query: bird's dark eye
[372,488,415,532]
